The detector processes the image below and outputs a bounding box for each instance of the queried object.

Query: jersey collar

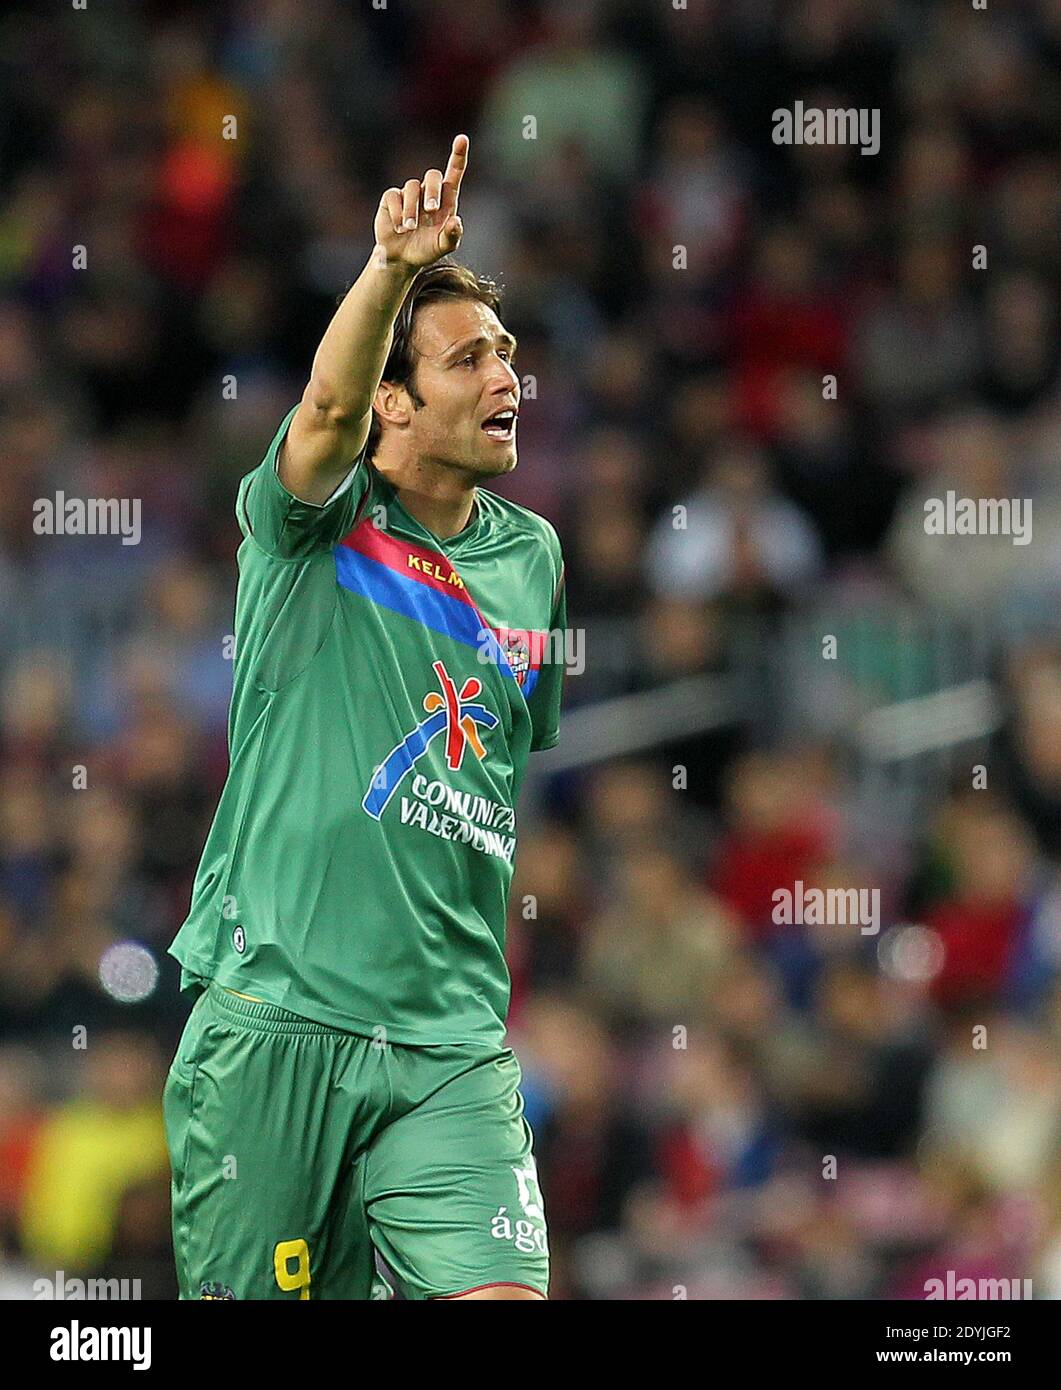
[373,472,484,557]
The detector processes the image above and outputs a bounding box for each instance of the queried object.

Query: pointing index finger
[442,134,469,203]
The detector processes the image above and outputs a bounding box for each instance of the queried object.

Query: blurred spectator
[480,0,649,184]
[516,993,656,1298]
[580,843,739,1033]
[779,958,933,1160]
[918,793,1038,1006]
[995,642,1061,859]
[855,237,981,421]
[887,407,1061,617]
[920,1018,1061,1192]
[18,1033,168,1271]
[709,751,836,938]
[0,1047,47,1256]
[645,438,823,610]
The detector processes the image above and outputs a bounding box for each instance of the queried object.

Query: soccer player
[164,135,564,1300]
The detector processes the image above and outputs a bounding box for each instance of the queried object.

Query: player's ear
[374,379,412,430]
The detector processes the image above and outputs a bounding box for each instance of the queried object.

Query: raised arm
[279,134,470,504]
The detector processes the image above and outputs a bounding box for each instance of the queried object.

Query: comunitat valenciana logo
[362,660,498,820]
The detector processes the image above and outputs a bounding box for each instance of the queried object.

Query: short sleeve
[236,405,369,560]
[528,557,566,752]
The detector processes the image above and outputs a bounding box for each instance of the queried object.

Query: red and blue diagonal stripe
[334,520,545,695]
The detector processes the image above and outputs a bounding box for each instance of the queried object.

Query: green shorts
[163,981,548,1300]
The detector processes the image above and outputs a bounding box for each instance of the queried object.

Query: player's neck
[374,453,478,540]
[396,484,477,540]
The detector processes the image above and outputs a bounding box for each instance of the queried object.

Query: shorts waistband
[204,980,347,1036]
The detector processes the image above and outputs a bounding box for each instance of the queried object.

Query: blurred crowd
[1,0,1061,1299]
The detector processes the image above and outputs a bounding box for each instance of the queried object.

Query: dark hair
[364,259,503,461]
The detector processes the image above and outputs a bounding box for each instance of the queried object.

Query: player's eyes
[457,349,513,367]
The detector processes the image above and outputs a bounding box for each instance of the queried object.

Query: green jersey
[169,406,565,1046]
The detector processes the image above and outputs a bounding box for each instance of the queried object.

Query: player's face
[405,299,520,479]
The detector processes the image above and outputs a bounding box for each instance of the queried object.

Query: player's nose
[487,354,520,396]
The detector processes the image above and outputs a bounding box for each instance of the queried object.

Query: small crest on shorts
[200,1280,236,1300]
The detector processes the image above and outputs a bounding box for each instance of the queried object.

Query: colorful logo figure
[426,661,490,770]
[362,660,499,820]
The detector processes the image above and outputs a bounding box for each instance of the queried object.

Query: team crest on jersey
[199,1281,236,1300]
[501,634,531,686]
[362,660,499,820]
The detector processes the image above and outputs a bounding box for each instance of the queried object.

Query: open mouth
[481,409,517,441]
